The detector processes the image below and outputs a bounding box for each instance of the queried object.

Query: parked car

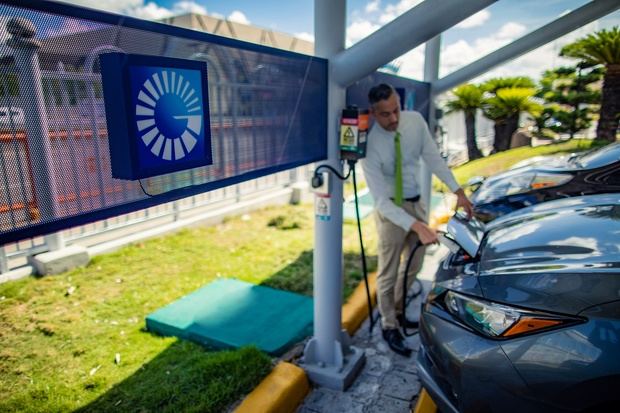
[469,142,620,222]
[417,193,620,413]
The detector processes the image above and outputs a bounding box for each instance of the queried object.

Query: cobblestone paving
[298,245,447,413]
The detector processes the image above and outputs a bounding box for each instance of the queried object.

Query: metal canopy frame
[308,0,620,390]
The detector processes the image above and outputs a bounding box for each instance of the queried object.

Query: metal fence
[0,53,306,270]
[0,10,320,273]
[0,166,307,273]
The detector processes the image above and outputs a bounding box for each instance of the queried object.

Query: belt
[391,195,420,203]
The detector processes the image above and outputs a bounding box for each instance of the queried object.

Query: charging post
[300,0,365,391]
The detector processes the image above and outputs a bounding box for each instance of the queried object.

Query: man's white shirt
[361,111,460,231]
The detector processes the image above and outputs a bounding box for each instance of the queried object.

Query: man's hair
[368,83,396,105]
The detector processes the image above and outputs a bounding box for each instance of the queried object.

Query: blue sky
[62,0,619,82]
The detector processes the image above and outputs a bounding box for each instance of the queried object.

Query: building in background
[161,13,313,55]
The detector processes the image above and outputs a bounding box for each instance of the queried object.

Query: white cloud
[378,0,424,25]
[346,20,381,46]
[391,45,425,80]
[455,10,490,29]
[438,22,530,79]
[497,22,526,39]
[130,2,173,20]
[365,0,381,14]
[228,10,250,25]
[60,1,209,20]
[58,0,143,13]
[295,32,315,43]
[171,1,207,15]
[464,21,601,83]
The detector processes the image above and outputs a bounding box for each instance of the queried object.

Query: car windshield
[575,142,620,169]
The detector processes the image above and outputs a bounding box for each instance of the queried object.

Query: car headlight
[474,173,572,203]
[529,173,573,190]
[441,291,582,338]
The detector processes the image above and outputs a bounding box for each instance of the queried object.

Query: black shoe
[397,314,419,329]
[382,328,412,357]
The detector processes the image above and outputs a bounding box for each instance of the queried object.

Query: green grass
[434,139,606,191]
[0,203,377,412]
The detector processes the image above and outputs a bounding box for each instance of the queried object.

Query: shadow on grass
[74,341,270,413]
[260,250,378,300]
[75,249,375,413]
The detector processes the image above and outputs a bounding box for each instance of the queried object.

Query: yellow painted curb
[412,388,437,413]
[236,275,378,413]
[342,272,377,335]
[234,362,309,413]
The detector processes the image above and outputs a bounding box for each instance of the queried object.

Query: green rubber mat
[146,279,313,355]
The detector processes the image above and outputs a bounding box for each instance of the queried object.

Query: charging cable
[313,160,378,332]
[312,160,429,336]
[401,240,424,337]
[311,163,352,189]
[349,160,378,334]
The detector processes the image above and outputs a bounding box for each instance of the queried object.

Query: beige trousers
[374,200,427,329]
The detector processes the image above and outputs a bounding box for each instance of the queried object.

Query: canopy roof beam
[433,0,620,94]
[331,0,497,87]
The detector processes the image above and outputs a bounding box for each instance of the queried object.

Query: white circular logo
[135,70,203,161]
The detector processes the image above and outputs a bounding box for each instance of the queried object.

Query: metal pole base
[300,329,366,391]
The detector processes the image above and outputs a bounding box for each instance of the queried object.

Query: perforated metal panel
[0,0,327,244]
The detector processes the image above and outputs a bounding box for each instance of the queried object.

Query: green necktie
[394,131,403,207]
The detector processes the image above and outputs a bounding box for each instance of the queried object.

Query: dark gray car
[470,142,620,223]
[417,193,620,413]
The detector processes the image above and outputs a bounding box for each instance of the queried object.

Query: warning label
[340,125,358,149]
[315,196,331,221]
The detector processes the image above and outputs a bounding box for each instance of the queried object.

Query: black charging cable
[313,160,378,333]
[349,160,379,334]
[351,161,425,336]
[313,160,428,337]
[401,240,424,337]
[311,163,352,189]
[400,230,453,337]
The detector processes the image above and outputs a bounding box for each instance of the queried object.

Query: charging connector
[310,171,330,196]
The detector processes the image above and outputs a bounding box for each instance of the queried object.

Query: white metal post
[301,0,365,390]
[7,18,60,221]
[421,35,441,219]
[45,232,66,251]
[0,247,9,274]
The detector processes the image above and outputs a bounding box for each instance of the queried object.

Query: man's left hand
[454,188,474,219]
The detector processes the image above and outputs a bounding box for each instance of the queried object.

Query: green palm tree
[482,87,542,152]
[482,76,536,94]
[561,26,620,142]
[444,84,484,161]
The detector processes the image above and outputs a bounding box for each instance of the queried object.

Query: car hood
[444,194,620,314]
[481,161,572,186]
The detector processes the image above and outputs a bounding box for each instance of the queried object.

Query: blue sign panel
[101,53,212,180]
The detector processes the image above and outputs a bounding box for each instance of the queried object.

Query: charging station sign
[340,107,369,161]
[100,53,212,180]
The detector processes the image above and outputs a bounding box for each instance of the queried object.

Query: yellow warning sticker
[340,125,358,148]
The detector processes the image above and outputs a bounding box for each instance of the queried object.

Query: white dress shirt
[361,111,460,231]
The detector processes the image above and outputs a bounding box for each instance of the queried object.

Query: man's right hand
[411,221,438,245]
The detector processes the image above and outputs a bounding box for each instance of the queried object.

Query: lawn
[3,138,596,412]
[0,203,378,413]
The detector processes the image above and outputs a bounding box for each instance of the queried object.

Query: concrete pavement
[296,243,447,413]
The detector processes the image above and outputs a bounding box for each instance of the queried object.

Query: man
[361,83,473,357]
